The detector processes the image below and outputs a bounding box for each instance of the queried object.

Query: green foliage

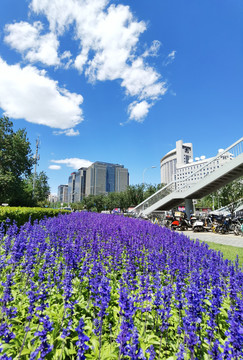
[0,116,34,205]
[24,171,51,206]
[77,183,163,212]
[196,177,243,212]
[219,177,243,212]
[0,117,51,207]
[0,206,70,227]
[81,194,105,212]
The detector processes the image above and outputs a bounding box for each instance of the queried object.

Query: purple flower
[146,345,156,360]
[76,318,89,360]
[124,327,146,359]
[176,343,185,360]
[31,315,53,359]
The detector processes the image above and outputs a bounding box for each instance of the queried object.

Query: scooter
[192,219,204,232]
[192,217,213,232]
[171,215,190,231]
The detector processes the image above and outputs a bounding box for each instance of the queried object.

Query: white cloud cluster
[29,0,167,121]
[128,101,151,122]
[4,21,60,66]
[50,158,93,170]
[0,57,83,129]
[2,0,168,127]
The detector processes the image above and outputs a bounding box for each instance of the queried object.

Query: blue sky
[0,0,242,194]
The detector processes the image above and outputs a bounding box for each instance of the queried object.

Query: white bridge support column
[185,198,194,219]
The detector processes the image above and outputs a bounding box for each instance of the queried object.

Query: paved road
[178,230,243,248]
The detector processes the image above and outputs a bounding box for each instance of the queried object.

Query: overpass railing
[132,137,243,215]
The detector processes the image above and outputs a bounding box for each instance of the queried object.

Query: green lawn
[200,240,243,266]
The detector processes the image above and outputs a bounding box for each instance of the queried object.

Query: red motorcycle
[170,211,189,231]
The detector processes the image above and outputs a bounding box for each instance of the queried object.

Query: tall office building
[68,173,76,203]
[57,185,68,203]
[68,168,87,203]
[85,162,129,196]
[115,166,129,192]
[74,167,87,202]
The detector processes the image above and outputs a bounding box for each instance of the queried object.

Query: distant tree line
[55,183,164,212]
[57,178,243,214]
[0,116,50,206]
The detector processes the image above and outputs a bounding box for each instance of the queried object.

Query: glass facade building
[66,162,129,203]
[85,162,129,196]
[68,168,87,203]
[57,185,68,203]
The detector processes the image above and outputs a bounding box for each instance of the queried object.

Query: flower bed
[0,212,242,359]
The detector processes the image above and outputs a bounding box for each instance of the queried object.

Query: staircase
[133,137,243,216]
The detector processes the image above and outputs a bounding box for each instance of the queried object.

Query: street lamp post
[143,166,157,185]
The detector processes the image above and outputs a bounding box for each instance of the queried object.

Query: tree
[219,177,243,214]
[81,194,105,212]
[197,177,243,213]
[0,116,34,205]
[105,192,126,211]
[143,183,164,200]
[25,171,51,206]
[124,184,145,207]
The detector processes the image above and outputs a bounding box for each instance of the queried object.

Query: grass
[179,230,243,266]
[199,240,243,266]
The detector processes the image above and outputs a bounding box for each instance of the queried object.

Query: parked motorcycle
[170,211,190,231]
[233,217,243,236]
[192,217,213,232]
[192,219,204,232]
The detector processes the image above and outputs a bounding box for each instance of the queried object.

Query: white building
[160,140,193,184]
[48,194,58,203]
[160,140,233,189]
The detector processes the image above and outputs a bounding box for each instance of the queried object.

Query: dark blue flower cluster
[0,211,242,359]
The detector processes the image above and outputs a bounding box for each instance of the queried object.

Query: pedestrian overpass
[133,137,243,218]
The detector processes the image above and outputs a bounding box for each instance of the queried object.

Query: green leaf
[89,335,99,357]
[204,299,211,307]
[20,348,32,356]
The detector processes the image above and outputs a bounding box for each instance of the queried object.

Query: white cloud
[53,128,80,136]
[31,0,110,34]
[49,165,61,170]
[163,50,176,66]
[121,58,166,100]
[2,1,168,125]
[168,50,176,60]
[29,0,167,122]
[128,100,151,122]
[4,21,60,66]
[0,57,83,129]
[51,158,93,169]
[4,21,41,51]
[26,32,60,66]
[142,40,161,58]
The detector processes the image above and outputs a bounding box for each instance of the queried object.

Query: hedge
[0,206,71,228]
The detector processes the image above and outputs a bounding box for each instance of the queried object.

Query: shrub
[0,206,70,228]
